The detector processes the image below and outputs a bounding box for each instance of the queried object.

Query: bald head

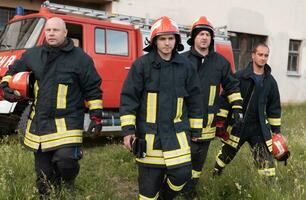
[45,17,67,47]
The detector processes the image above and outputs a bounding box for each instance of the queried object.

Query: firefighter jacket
[182,48,242,141]
[1,38,102,151]
[120,51,203,169]
[217,62,281,152]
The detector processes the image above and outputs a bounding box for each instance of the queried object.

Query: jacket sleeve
[215,94,231,122]
[79,54,103,117]
[221,61,243,111]
[120,60,144,137]
[0,51,30,85]
[266,78,281,133]
[185,65,203,138]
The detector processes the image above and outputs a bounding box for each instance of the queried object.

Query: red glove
[215,121,229,141]
[87,115,102,135]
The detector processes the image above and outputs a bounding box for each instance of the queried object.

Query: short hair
[252,42,269,53]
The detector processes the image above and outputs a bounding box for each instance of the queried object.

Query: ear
[64,29,68,37]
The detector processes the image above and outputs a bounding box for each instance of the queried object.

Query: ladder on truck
[42,1,229,39]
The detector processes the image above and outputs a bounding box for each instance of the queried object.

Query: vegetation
[1,102,306,199]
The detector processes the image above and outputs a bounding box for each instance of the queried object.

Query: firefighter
[120,16,203,200]
[181,16,243,199]
[0,17,102,197]
[213,43,282,178]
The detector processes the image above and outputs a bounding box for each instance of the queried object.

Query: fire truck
[0,1,235,135]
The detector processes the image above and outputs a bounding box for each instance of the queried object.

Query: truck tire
[17,104,31,142]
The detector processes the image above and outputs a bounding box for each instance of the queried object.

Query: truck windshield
[0,17,45,51]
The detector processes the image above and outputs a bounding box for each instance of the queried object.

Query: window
[229,32,267,71]
[95,28,128,56]
[66,23,83,48]
[287,40,301,75]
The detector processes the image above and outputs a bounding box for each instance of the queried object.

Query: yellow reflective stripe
[267,139,273,152]
[41,136,82,149]
[258,168,275,177]
[139,193,159,200]
[120,115,136,127]
[223,139,238,148]
[227,92,243,103]
[55,118,67,132]
[40,130,83,142]
[202,126,216,134]
[229,134,239,143]
[146,134,163,157]
[207,114,214,127]
[192,170,202,179]
[165,154,191,167]
[23,136,40,150]
[227,125,233,134]
[87,99,103,110]
[146,93,157,123]
[174,97,183,123]
[232,105,242,109]
[136,156,165,165]
[268,118,281,126]
[199,132,215,140]
[163,132,190,159]
[208,85,216,106]
[217,109,229,118]
[216,154,226,168]
[25,131,40,142]
[57,84,68,109]
[167,178,186,191]
[177,132,189,149]
[1,75,12,83]
[189,118,203,129]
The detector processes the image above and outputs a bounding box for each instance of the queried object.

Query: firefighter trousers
[182,140,211,198]
[138,164,191,200]
[214,122,275,177]
[34,146,82,197]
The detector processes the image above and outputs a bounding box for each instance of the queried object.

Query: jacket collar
[190,46,214,59]
[43,37,74,53]
[148,50,184,68]
[242,62,272,79]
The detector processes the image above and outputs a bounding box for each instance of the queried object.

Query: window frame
[287,39,301,76]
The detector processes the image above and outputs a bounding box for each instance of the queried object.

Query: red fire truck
[0,1,235,135]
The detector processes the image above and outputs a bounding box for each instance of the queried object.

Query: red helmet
[8,72,34,99]
[272,133,290,164]
[144,16,183,52]
[187,16,214,46]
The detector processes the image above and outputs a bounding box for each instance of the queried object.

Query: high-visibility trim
[189,118,203,129]
[177,132,189,149]
[216,152,226,168]
[192,170,202,179]
[199,132,215,140]
[139,193,159,200]
[267,118,281,126]
[229,134,239,143]
[208,85,216,106]
[217,109,229,118]
[167,178,186,191]
[207,114,214,127]
[87,99,103,110]
[1,75,12,83]
[146,134,163,157]
[55,118,67,132]
[41,136,82,149]
[146,93,157,123]
[136,156,166,165]
[232,105,242,109]
[23,136,40,150]
[25,130,83,143]
[120,115,136,127]
[174,97,183,123]
[266,139,273,152]
[165,154,191,167]
[223,139,238,148]
[56,84,68,109]
[258,168,275,177]
[227,92,243,103]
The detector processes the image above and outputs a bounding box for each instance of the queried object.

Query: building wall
[112,0,306,103]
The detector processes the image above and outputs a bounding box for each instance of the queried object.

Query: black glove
[0,82,21,102]
[232,108,243,129]
[87,115,102,135]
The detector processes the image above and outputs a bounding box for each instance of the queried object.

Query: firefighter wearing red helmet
[181,16,243,199]
[120,16,203,200]
[213,43,285,180]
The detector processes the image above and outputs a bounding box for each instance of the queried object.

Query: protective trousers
[34,146,82,197]
[182,140,211,199]
[138,165,191,200]
[214,121,275,177]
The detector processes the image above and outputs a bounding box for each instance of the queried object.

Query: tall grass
[1,102,306,199]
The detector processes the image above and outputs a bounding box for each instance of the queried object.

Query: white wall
[112,0,306,103]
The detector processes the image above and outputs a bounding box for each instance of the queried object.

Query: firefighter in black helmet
[120,16,203,200]
[181,16,243,199]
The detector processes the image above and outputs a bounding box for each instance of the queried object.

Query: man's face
[252,45,269,67]
[194,30,211,51]
[156,34,176,57]
[45,18,67,47]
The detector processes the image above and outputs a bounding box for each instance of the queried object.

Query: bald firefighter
[0,17,102,197]
[120,16,203,200]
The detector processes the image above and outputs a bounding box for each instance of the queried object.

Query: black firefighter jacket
[1,38,102,151]
[182,48,242,141]
[120,51,203,169]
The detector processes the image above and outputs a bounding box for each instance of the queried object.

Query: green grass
[1,102,306,199]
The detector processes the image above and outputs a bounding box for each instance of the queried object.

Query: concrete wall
[113,0,306,103]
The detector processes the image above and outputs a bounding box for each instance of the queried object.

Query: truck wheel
[17,104,31,142]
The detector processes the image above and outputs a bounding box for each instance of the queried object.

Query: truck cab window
[66,23,83,48]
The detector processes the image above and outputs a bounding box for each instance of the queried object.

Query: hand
[232,109,243,129]
[0,83,22,102]
[87,115,102,135]
[123,134,135,151]
[215,120,229,141]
